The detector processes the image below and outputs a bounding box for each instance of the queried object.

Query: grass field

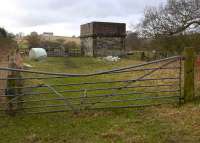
[0,57,200,143]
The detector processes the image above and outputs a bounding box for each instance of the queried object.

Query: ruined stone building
[80,22,126,57]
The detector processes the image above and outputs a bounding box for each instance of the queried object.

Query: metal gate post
[184,47,196,102]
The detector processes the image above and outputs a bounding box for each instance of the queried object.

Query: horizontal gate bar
[0,84,179,97]
[17,101,179,115]
[0,95,179,111]
[111,67,180,74]
[0,77,180,92]
[0,84,178,92]
[1,88,180,101]
[0,67,180,80]
[0,90,180,105]
[0,56,182,77]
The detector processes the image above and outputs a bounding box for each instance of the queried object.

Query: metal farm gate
[0,56,183,116]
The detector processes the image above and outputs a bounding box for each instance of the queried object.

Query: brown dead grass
[141,104,200,143]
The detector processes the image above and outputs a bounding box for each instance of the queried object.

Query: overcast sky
[0,0,166,36]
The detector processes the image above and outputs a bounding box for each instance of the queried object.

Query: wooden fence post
[184,47,195,102]
[6,53,23,116]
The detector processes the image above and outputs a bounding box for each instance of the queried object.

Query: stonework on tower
[80,22,126,57]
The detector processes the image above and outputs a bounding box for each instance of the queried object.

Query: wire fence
[0,56,183,116]
[195,55,200,96]
[20,48,82,57]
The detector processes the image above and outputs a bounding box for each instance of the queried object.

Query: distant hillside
[17,35,81,49]
[41,35,80,45]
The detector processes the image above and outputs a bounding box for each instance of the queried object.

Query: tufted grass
[0,57,200,143]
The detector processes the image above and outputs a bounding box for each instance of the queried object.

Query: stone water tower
[80,22,126,57]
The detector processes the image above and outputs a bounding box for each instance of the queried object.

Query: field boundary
[0,55,184,116]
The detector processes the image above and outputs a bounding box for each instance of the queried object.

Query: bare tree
[140,0,200,37]
[26,32,41,49]
[126,32,142,51]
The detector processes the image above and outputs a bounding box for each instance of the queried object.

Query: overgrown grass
[0,57,200,143]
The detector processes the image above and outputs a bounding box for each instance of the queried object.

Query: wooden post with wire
[184,47,195,102]
[6,49,23,115]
